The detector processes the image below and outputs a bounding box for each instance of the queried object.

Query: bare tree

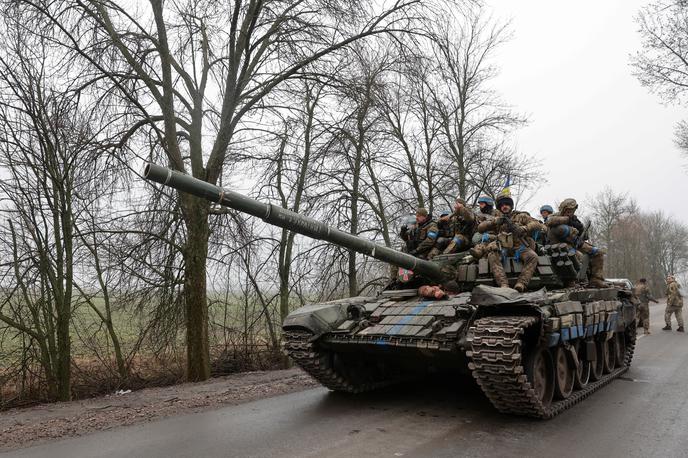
[9,0,434,381]
[633,0,688,163]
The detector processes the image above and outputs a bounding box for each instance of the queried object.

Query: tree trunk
[182,195,211,381]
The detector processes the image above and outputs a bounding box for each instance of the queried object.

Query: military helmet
[558,198,578,212]
[495,193,514,210]
[440,210,451,217]
[477,196,494,205]
[540,204,554,214]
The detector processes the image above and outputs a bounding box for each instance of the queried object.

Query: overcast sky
[485,0,687,222]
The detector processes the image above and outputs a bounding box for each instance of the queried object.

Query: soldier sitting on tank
[399,207,439,260]
[399,214,417,253]
[441,197,475,255]
[471,196,498,246]
[471,192,546,292]
[535,204,553,244]
[545,198,606,288]
[427,210,453,259]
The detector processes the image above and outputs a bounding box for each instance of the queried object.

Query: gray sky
[486,0,687,222]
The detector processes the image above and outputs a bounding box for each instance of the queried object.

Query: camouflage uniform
[546,198,606,288]
[664,277,684,331]
[472,196,498,246]
[538,205,554,245]
[442,200,476,255]
[633,280,656,334]
[400,208,439,259]
[474,194,547,292]
[428,211,453,259]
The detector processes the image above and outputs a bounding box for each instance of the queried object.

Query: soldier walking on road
[634,278,658,335]
[663,275,684,332]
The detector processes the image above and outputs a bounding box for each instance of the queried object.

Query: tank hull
[283,284,637,419]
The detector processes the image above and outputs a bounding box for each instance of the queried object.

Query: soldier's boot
[487,252,509,288]
[427,247,441,260]
[514,251,538,293]
[678,326,685,332]
[469,244,485,259]
[663,325,672,331]
[588,254,606,288]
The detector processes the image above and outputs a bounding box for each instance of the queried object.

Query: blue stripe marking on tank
[386,301,432,335]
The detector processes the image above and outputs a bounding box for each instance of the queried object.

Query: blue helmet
[477,196,494,205]
[540,204,554,214]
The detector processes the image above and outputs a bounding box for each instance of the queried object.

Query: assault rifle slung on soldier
[145,163,638,419]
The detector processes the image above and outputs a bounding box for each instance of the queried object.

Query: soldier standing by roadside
[663,275,684,332]
[634,278,658,335]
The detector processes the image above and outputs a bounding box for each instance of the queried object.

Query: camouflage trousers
[665,305,684,328]
[487,247,538,289]
[637,303,650,332]
[442,234,471,255]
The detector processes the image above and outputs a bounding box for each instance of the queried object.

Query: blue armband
[427,231,438,240]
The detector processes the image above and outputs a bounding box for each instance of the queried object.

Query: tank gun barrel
[144,163,446,282]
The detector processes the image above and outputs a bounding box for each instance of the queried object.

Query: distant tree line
[586,187,688,297]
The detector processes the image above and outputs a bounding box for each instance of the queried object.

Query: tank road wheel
[553,346,574,399]
[603,337,615,373]
[573,342,590,389]
[590,340,605,382]
[525,346,555,407]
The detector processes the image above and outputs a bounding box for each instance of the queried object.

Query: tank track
[283,330,394,393]
[467,316,637,419]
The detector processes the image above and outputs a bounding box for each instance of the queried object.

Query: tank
[145,163,637,419]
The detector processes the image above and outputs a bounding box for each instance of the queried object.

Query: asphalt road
[8,303,688,458]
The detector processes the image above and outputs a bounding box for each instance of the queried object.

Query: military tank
[145,163,637,419]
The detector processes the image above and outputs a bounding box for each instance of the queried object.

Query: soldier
[546,198,606,288]
[539,205,554,223]
[472,192,546,292]
[634,278,658,335]
[398,214,417,253]
[428,210,453,258]
[663,275,684,332]
[441,197,476,255]
[472,196,498,246]
[475,196,497,220]
[400,207,438,260]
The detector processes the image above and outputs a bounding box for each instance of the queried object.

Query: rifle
[500,214,524,238]
[576,220,592,248]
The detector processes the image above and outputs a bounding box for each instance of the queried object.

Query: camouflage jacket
[667,281,683,307]
[407,219,439,256]
[448,206,476,239]
[476,211,546,250]
[474,207,499,223]
[633,284,656,305]
[545,213,585,232]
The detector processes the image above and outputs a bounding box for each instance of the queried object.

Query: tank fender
[282,301,349,337]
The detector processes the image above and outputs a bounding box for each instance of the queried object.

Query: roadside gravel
[0,368,317,451]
